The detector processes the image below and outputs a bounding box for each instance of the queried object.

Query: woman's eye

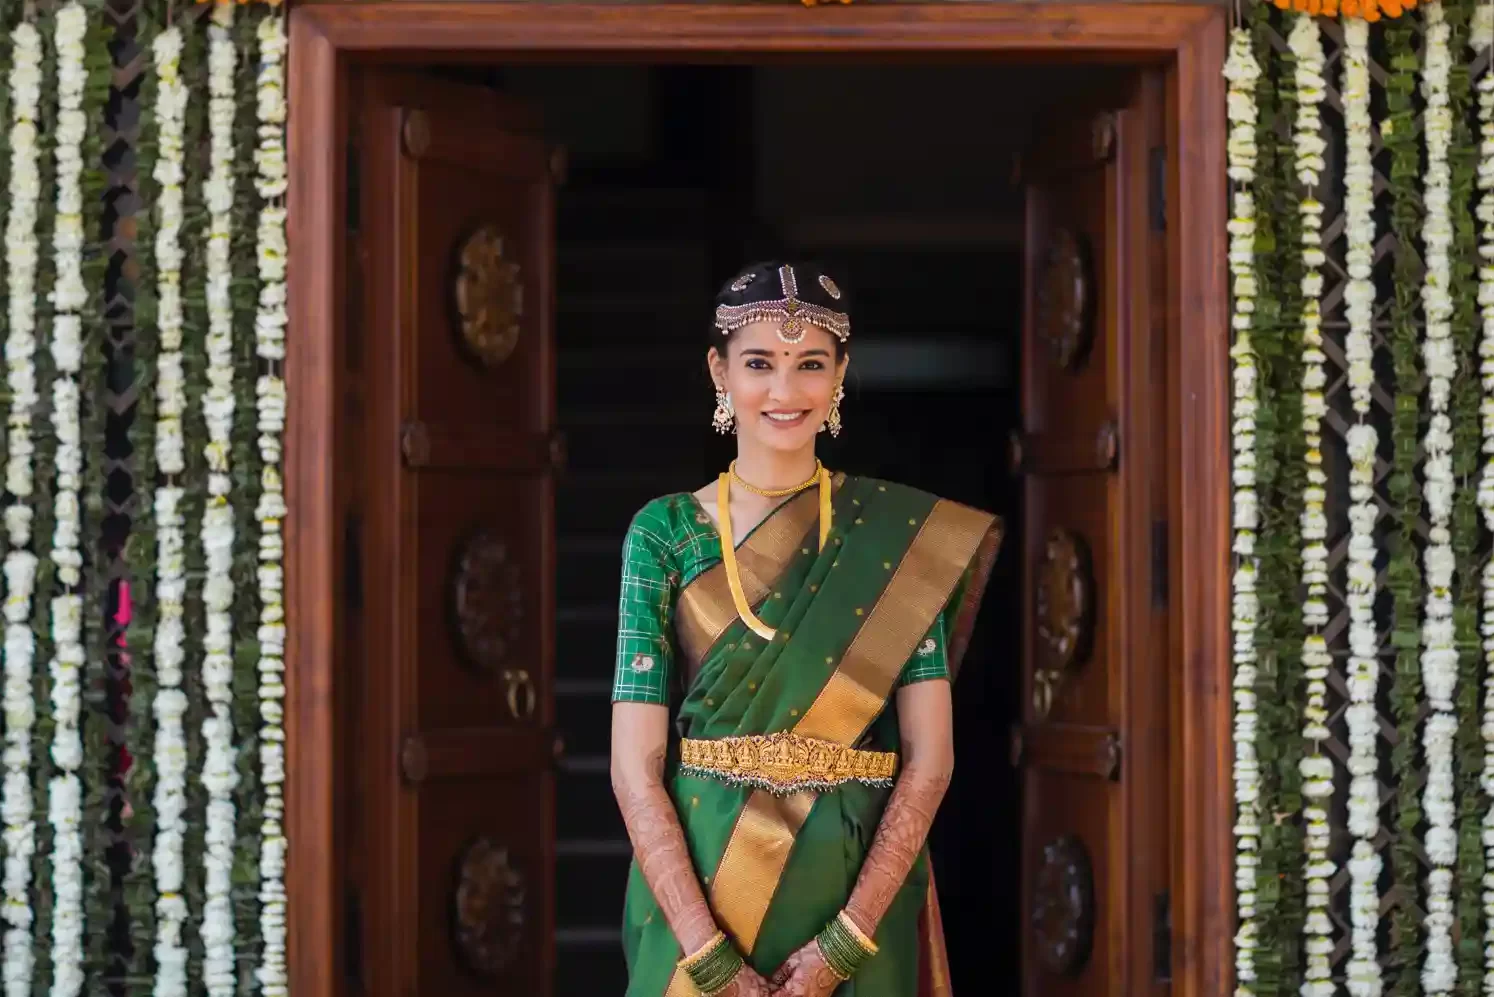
[745,359,770,370]
[800,360,824,371]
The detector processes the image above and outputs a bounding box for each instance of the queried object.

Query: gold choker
[729,459,822,497]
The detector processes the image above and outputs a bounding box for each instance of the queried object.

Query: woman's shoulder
[626,491,709,542]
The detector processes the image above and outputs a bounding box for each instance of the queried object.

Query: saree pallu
[622,476,1002,997]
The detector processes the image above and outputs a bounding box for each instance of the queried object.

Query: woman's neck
[731,443,819,492]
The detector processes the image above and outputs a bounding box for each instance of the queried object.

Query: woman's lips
[762,410,809,428]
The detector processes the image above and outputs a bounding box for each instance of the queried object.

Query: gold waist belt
[678,731,898,796]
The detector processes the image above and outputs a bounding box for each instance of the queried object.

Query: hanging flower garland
[2,20,42,997]
[1339,16,1383,997]
[1287,15,1334,997]
[252,11,288,994]
[45,5,90,993]
[200,5,241,995]
[1225,24,1262,997]
[149,21,190,997]
[1477,18,1494,996]
[1420,3,1460,992]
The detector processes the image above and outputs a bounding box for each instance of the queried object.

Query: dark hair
[709,260,851,360]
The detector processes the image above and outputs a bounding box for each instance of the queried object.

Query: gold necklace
[717,465,833,641]
[730,459,822,498]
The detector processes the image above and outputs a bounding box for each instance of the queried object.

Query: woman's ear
[835,352,850,381]
[706,346,727,390]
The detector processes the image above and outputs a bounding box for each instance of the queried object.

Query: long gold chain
[717,466,832,642]
[730,459,822,497]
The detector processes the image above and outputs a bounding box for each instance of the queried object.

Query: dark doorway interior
[428,59,1098,994]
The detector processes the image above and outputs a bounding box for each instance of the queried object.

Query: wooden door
[346,70,562,997]
[1011,75,1171,997]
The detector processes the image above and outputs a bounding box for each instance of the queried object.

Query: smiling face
[708,320,848,455]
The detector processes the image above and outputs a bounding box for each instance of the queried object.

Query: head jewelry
[714,265,850,345]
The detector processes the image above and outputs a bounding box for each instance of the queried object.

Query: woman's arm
[610,702,772,996]
[610,701,719,952]
[842,677,955,935]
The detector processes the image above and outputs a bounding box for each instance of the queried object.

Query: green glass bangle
[815,913,875,980]
[680,934,744,996]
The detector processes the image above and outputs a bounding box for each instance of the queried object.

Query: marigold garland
[1273,0,1418,19]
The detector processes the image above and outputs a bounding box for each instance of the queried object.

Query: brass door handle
[502,668,537,721]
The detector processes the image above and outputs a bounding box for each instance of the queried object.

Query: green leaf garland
[78,0,113,988]
[1444,0,1488,989]
[123,0,162,983]
[1385,10,1427,996]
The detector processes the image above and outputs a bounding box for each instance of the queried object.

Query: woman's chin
[744,422,820,453]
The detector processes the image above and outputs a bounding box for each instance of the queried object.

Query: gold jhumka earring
[712,388,736,435]
[822,381,845,437]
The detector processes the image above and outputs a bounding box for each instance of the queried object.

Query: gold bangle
[838,910,879,955]
[679,930,727,970]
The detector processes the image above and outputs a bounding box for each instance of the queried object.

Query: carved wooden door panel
[351,71,560,997]
[1013,77,1170,997]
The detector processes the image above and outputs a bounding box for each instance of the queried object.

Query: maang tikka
[712,387,736,435]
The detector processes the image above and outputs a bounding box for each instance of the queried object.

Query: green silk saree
[620,475,1002,997]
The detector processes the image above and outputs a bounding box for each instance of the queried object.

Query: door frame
[284,4,1229,997]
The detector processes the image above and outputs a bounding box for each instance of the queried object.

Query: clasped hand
[722,941,843,997]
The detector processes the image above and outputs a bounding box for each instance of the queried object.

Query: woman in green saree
[610,262,1002,997]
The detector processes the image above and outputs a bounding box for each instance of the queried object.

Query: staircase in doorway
[552,185,718,996]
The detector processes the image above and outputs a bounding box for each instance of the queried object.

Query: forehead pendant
[777,265,806,344]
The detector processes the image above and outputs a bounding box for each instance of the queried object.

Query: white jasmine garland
[2,22,43,997]
[1223,27,1261,997]
[1421,5,1459,992]
[149,24,190,997]
[200,7,240,996]
[46,7,90,994]
[1475,35,1494,997]
[253,12,289,995]
[1288,17,1334,997]
[1342,18,1383,997]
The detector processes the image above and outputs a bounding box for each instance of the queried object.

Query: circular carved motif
[451,224,524,369]
[1031,835,1095,976]
[1035,228,1094,371]
[453,837,528,978]
[1035,528,1095,674]
[450,528,523,672]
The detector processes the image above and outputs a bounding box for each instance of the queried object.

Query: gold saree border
[663,498,997,994]
[795,500,997,744]
[674,475,843,672]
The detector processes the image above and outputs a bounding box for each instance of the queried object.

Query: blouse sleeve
[612,503,678,705]
[898,610,950,686]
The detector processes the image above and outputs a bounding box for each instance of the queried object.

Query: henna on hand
[611,703,719,954]
[769,942,844,997]
[721,964,775,997]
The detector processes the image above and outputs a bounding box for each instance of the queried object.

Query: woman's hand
[719,964,776,997]
[768,941,844,997]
